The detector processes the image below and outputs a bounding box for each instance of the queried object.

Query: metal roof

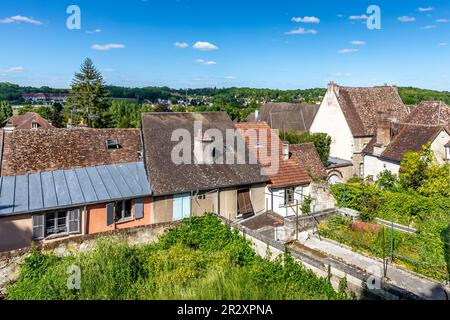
[0,162,152,217]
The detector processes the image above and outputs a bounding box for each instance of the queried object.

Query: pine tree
[68,58,109,128]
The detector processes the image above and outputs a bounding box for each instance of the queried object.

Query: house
[362,102,450,179]
[310,82,409,180]
[21,92,69,103]
[3,112,52,130]
[289,143,327,180]
[235,122,311,217]
[0,128,152,252]
[141,112,269,222]
[247,103,320,133]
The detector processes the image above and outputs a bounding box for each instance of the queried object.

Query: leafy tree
[68,58,109,128]
[279,130,331,164]
[108,100,142,128]
[399,144,432,190]
[376,170,400,191]
[417,163,450,197]
[0,100,13,125]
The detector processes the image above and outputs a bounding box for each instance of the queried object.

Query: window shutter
[106,203,115,226]
[134,198,144,219]
[68,209,80,234]
[32,214,45,240]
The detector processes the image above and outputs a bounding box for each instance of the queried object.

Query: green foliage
[0,100,12,125]
[17,105,54,120]
[67,58,109,128]
[279,130,331,164]
[301,195,313,214]
[7,215,348,300]
[398,87,450,105]
[399,144,433,191]
[108,100,142,128]
[376,170,401,191]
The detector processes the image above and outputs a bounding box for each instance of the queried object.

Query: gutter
[0,128,4,176]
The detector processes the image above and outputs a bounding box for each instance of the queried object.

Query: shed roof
[0,162,152,217]
[0,128,142,176]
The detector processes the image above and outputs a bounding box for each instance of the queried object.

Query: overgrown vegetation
[279,130,331,164]
[328,146,450,281]
[7,215,349,300]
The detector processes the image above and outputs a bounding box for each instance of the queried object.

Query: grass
[6,214,350,300]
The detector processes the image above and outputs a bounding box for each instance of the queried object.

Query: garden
[6,215,350,300]
[319,146,450,282]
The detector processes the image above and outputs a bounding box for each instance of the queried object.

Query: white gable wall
[310,88,354,161]
[430,129,450,164]
[265,185,306,217]
[363,155,400,180]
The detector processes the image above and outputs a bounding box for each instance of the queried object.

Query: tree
[279,130,331,164]
[376,169,400,191]
[68,58,109,128]
[399,144,432,190]
[0,100,13,125]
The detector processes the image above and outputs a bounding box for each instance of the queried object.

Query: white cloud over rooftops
[193,41,219,51]
[291,16,320,23]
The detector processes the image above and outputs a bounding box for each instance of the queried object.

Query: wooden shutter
[32,214,45,240]
[134,198,144,219]
[106,203,115,226]
[68,209,80,234]
[237,189,253,216]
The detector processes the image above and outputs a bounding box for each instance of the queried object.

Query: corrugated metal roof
[0,162,152,216]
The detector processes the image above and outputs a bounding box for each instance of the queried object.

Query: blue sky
[1,0,450,90]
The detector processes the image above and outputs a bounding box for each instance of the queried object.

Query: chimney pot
[282,141,290,160]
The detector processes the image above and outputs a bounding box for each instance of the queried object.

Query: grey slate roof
[0,162,152,217]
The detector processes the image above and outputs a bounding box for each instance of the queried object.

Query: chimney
[254,109,259,122]
[328,81,339,96]
[282,141,290,160]
[373,111,392,156]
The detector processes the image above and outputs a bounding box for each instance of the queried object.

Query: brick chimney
[328,81,339,97]
[373,111,392,156]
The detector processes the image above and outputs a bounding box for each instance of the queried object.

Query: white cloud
[193,41,218,51]
[351,40,366,45]
[0,15,42,25]
[86,29,102,34]
[174,42,189,48]
[0,66,24,73]
[285,27,318,35]
[436,19,450,23]
[437,42,448,47]
[418,7,434,12]
[194,59,216,65]
[349,15,369,20]
[224,75,236,79]
[91,43,126,51]
[398,16,416,22]
[291,16,320,23]
[421,25,436,29]
[337,49,359,54]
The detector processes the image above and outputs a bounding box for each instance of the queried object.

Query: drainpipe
[83,205,87,235]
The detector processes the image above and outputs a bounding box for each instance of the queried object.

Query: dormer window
[106,138,121,150]
[31,121,39,129]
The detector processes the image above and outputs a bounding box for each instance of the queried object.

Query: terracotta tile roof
[247,103,320,132]
[290,143,327,179]
[405,101,450,130]
[235,122,311,188]
[0,128,142,176]
[334,85,409,137]
[141,112,269,196]
[380,125,448,162]
[4,112,52,129]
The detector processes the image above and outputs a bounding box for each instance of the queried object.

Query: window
[115,199,133,221]
[34,208,81,239]
[45,211,68,236]
[446,146,450,160]
[359,163,364,177]
[237,189,253,217]
[284,187,295,206]
[31,121,39,129]
[106,138,121,150]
